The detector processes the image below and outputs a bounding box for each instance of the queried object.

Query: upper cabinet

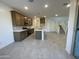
[40,17,45,24]
[11,11,32,26]
[24,17,32,26]
[11,11,25,26]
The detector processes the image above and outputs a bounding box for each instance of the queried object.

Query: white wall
[66,0,78,54]
[0,2,14,49]
[45,17,68,33]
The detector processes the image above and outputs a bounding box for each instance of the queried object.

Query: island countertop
[34,27,46,31]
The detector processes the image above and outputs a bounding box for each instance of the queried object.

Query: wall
[45,17,68,33]
[0,2,14,49]
[66,0,78,54]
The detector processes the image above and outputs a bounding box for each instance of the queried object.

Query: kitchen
[11,11,46,41]
[0,0,76,59]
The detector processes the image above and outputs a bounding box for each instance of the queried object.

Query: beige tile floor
[0,32,75,59]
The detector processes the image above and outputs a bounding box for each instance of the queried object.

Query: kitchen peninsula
[35,28,45,40]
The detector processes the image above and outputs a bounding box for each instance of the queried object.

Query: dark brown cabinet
[11,11,25,26]
[40,17,45,24]
[11,11,34,41]
[24,17,32,26]
[11,11,33,26]
[27,29,34,36]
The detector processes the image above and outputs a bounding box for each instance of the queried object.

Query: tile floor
[0,32,75,59]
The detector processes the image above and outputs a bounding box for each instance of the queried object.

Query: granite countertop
[13,26,34,32]
[13,29,27,32]
[34,28,45,31]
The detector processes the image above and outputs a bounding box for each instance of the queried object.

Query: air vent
[28,0,34,2]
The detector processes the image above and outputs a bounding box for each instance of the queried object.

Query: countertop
[13,26,34,32]
[13,29,27,32]
[34,28,46,31]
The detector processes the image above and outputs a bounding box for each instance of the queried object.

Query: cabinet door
[15,13,21,26]
[11,11,16,26]
[11,11,25,26]
[21,31,27,40]
[24,18,28,26]
[28,18,32,26]
[20,15,24,26]
[40,17,45,24]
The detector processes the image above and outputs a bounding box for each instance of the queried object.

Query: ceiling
[0,0,70,17]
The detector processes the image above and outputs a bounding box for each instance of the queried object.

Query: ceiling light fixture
[45,4,48,8]
[24,17,27,19]
[44,16,46,18]
[55,14,58,16]
[66,3,71,8]
[34,16,37,18]
[24,6,29,10]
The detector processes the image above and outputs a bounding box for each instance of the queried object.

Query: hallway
[0,33,75,59]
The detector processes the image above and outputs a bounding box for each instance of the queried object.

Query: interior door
[74,7,79,59]
[74,31,79,59]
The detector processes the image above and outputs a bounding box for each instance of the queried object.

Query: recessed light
[44,16,46,18]
[24,17,27,19]
[34,16,37,18]
[24,6,28,10]
[45,4,48,8]
[66,4,71,8]
[55,14,58,16]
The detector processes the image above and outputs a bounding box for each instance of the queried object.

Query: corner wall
[66,0,78,54]
[45,17,68,33]
[0,2,14,49]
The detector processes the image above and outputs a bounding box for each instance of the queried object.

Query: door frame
[73,5,79,57]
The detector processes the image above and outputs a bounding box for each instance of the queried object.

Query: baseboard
[0,41,14,49]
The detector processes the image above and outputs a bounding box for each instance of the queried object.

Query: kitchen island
[35,28,45,40]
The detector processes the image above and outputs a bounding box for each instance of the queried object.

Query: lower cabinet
[27,29,34,36]
[14,31,27,41]
[13,29,34,41]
